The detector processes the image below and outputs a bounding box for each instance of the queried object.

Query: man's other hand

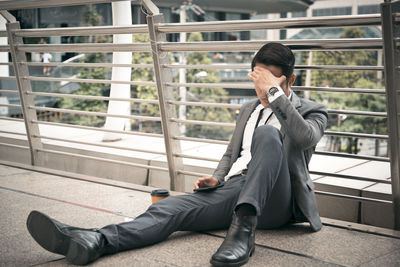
[194,176,219,189]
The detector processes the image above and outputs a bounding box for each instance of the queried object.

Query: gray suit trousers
[99,125,293,254]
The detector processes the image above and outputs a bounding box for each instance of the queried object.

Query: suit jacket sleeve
[270,95,328,150]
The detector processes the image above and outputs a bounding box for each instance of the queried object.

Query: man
[26,43,328,266]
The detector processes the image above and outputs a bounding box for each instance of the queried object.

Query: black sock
[235,204,256,217]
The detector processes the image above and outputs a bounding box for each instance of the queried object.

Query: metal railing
[0,0,399,228]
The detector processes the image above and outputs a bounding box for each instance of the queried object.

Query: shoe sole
[27,210,70,256]
[27,210,90,266]
[210,246,255,267]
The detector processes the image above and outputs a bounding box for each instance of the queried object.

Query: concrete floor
[1,164,400,267]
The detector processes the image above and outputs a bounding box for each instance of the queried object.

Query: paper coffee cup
[151,189,170,204]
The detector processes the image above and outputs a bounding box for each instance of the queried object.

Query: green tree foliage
[57,5,111,126]
[184,32,233,140]
[309,28,386,155]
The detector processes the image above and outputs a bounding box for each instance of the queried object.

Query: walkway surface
[1,164,400,267]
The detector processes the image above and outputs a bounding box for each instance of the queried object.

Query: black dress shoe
[210,214,257,266]
[27,210,107,265]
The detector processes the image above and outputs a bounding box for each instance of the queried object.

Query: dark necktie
[254,108,274,131]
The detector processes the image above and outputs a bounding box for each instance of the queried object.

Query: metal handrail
[173,136,229,145]
[170,118,235,128]
[0,130,26,136]
[168,100,241,109]
[313,151,390,162]
[0,117,24,122]
[314,191,392,204]
[158,14,381,33]
[310,170,391,184]
[160,39,383,52]
[164,64,384,71]
[35,148,170,172]
[29,106,162,121]
[17,43,151,53]
[25,62,153,68]
[35,134,166,155]
[14,24,148,37]
[166,82,386,94]
[27,76,156,86]
[2,14,380,38]
[32,120,164,138]
[0,90,19,94]
[28,92,159,104]
[324,131,388,140]
[0,103,22,108]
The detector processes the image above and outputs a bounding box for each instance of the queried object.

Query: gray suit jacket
[213,92,328,232]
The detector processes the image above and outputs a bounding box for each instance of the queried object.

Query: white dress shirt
[223,87,289,181]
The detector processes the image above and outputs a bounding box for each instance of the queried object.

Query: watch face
[269,87,279,96]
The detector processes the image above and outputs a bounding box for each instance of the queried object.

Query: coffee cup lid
[151,189,170,197]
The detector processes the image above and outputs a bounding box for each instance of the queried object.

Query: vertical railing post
[1,11,43,166]
[143,1,186,191]
[381,0,400,230]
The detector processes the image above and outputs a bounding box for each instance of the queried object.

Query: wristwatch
[267,86,279,98]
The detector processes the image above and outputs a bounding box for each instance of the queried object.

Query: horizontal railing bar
[36,148,170,172]
[17,43,151,53]
[0,89,19,94]
[14,24,148,37]
[31,120,164,138]
[292,86,386,94]
[158,14,381,33]
[164,64,384,71]
[29,106,162,121]
[173,136,229,145]
[0,62,11,66]
[324,130,388,140]
[0,103,21,108]
[0,45,9,52]
[0,76,16,80]
[311,170,391,184]
[168,100,241,109]
[295,65,384,71]
[26,76,156,86]
[27,92,159,104]
[0,117,24,122]
[166,82,386,94]
[0,130,26,136]
[171,118,235,128]
[327,109,386,117]
[177,170,208,177]
[314,190,392,204]
[0,142,29,150]
[174,153,220,162]
[35,135,166,155]
[314,151,390,162]
[26,62,153,68]
[0,31,6,38]
[165,82,253,89]
[160,39,383,52]
[0,0,129,10]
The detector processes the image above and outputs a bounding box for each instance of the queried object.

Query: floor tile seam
[355,247,400,267]
[0,185,135,219]
[200,231,351,267]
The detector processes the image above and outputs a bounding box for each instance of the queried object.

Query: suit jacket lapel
[231,99,260,163]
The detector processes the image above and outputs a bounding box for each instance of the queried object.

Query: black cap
[151,189,170,197]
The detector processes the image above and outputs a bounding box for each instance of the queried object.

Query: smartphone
[193,183,224,192]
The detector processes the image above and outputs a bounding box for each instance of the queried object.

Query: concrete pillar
[103,1,132,141]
